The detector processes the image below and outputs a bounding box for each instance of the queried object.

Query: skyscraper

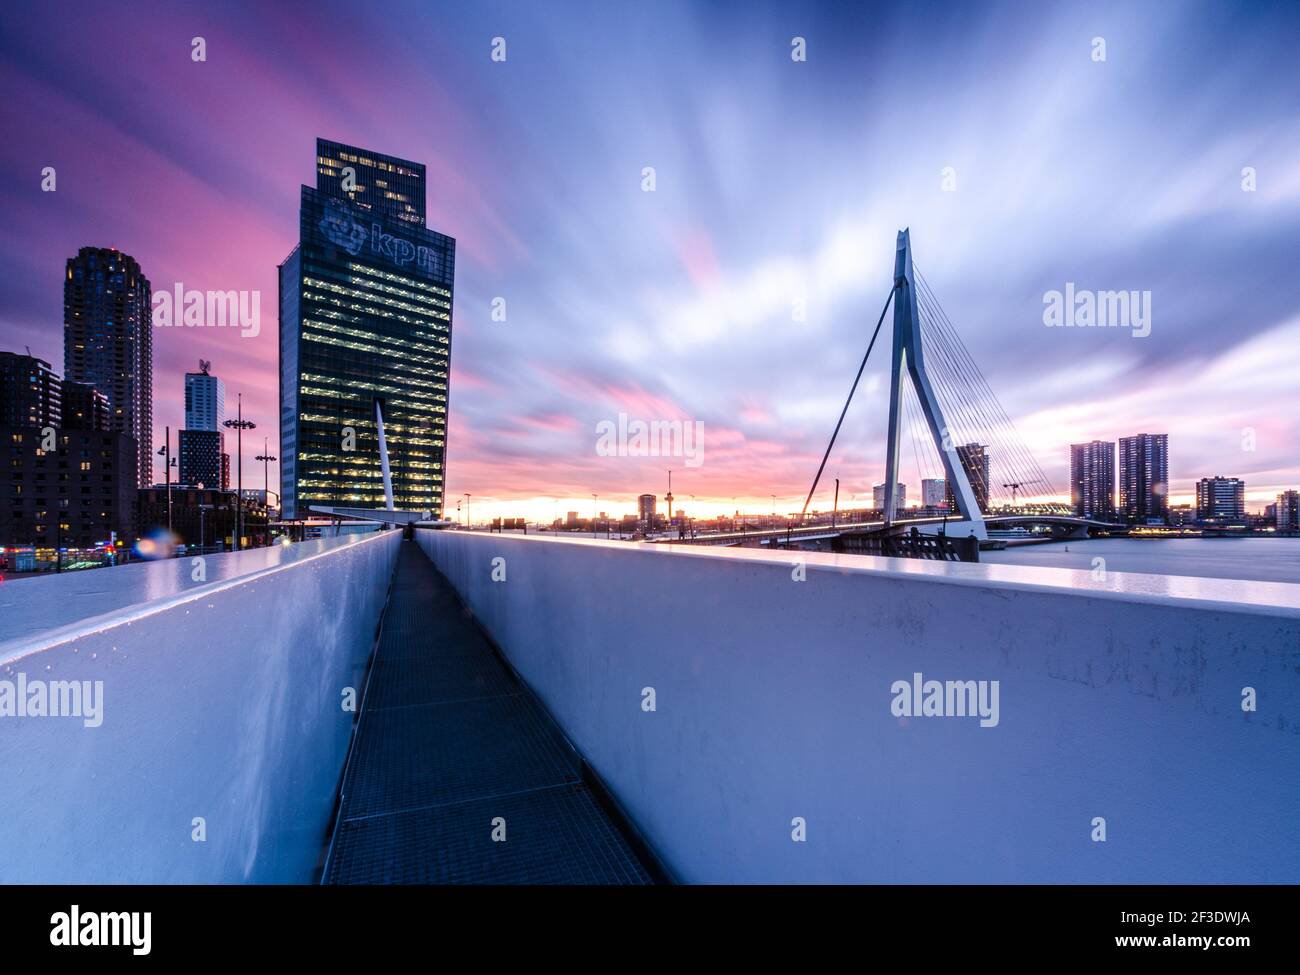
[279,139,454,519]
[1118,433,1168,524]
[185,364,225,430]
[1196,476,1245,523]
[180,362,227,489]
[1070,440,1115,520]
[946,443,989,514]
[63,247,153,487]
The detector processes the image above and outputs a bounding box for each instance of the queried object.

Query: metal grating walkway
[323,540,657,884]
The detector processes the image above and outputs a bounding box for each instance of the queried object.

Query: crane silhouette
[1002,479,1044,505]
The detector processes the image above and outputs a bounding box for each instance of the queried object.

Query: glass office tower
[279,139,454,520]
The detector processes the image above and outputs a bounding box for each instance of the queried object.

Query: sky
[2,0,1298,521]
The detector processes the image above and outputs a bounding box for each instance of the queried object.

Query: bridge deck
[323,540,657,884]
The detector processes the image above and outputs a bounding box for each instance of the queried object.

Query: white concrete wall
[0,530,400,883]
[418,530,1300,884]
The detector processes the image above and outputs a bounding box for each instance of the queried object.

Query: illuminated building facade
[1070,440,1115,520]
[279,139,454,519]
[63,247,153,488]
[1118,433,1169,524]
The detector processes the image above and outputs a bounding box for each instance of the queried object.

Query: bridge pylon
[882,230,987,540]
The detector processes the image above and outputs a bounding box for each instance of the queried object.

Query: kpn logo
[317,197,445,276]
[318,197,367,255]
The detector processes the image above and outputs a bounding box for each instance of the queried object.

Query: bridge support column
[883,229,987,541]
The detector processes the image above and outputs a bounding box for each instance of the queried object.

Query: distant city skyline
[3,1,1299,522]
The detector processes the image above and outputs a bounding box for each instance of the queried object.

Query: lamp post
[198,502,213,550]
[463,493,471,529]
[256,438,276,546]
[223,394,256,551]
[156,427,175,538]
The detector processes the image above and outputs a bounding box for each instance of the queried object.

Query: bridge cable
[915,269,1058,501]
[911,287,1004,500]
[914,271,1054,506]
[903,380,935,494]
[798,283,899,524]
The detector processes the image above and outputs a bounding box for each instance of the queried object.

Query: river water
[980,536,1300,584]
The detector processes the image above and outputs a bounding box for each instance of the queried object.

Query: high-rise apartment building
[1070,440,1115,520]
[1118,433,1168,523]
[1277,490,1299,532]
[63,247,153,487]
[946,443,989,514]
[279,139,454,519]
[0,352,61,429]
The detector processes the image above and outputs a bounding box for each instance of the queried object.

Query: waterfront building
[1195,475,1246,523]
[1274,490,1298,532]
[1070,440,1115,520]
[1118,433,1168,524]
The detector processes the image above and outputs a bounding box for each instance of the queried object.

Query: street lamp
[198,502,213,550]
[156,426,176,538]
[463,493,471,529]
[256,437,277,544]
[592,493,598,538]
[223,394,256,551]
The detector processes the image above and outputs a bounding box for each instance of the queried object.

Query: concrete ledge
[418,529,1300,883]
[0,530,401,883]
